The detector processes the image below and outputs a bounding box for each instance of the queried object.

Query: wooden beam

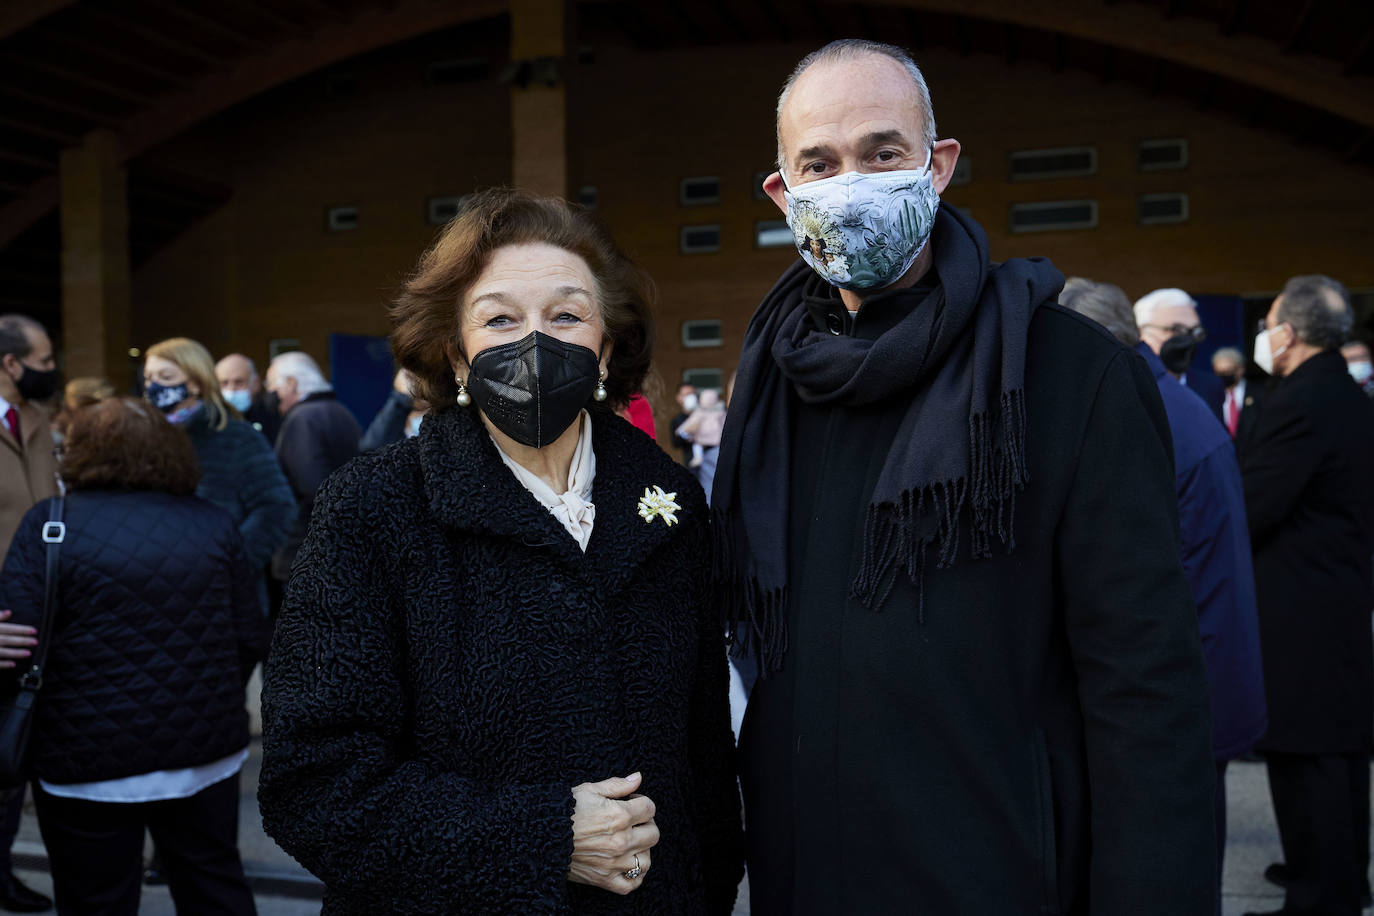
[83,8,228,67]
[0,115,79,144]
[1282,0,1317,53]
[35,28,188,85]
[852,0,1374,130]
[1220,0,1246,36]
[0,0,507,249]
[144,1,270,53]
[1100,44,1115,83]
[0,85,124,127]
[0,0,76,41]
[0,150,55,171]
[237,0,314,40]
[1004,22,1019,66]
[1345,128,1372,161]
[1150,57,1167,95]
[3,54,156,106]
[1343,25,1373,75]
[1051,31,1064,72]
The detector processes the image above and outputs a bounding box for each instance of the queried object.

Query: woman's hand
[0,610,37,670]
[568,772,660,895]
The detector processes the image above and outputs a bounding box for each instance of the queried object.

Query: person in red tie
[1211,346,1264,460]
[0,313,59,912]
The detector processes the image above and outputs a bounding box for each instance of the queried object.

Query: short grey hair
[1059,277,1139,347]
[1277,274,1352,351]
[1133,287,1196,329]
[0,313,46,360]
[1211,347,1244,367]
[269,351,332,398]
[775,39,937,170]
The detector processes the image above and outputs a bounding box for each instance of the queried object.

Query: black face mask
[13,363,58,402]
[466,331,600,449]
[1159,334,1199,375]
[1215,371,1239,388]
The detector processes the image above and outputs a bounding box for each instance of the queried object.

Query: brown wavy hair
[61,397,200,495]
[390,188,656,411]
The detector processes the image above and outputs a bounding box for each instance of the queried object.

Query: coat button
[826,312,844,335]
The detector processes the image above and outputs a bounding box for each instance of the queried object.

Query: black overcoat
[259,406,743,915]
[738,298,1217,914]
[1241,350,1374,754]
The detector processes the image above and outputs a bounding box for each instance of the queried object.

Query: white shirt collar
[492,411,597,552]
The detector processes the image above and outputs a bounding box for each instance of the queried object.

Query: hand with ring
[568,772,658,895]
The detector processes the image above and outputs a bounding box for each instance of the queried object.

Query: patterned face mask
[782,150,941,291]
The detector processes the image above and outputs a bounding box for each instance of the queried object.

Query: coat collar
[0,400,50,458]
[417,405,694,590]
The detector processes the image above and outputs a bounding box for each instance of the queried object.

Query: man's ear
[0,353,18,381]
[762,171,787,214]
[931,138,962,195]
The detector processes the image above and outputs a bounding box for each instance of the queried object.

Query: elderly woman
[0,397,263,913]
[259,189,743,914]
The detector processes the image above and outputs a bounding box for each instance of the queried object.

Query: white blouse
[492,411,596,551]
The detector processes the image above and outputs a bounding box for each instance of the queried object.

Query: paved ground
[6,752,1364,913]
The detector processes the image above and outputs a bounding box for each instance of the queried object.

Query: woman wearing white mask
[143,338,296,612]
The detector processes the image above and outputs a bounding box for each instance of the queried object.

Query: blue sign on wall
[328,333,393,428]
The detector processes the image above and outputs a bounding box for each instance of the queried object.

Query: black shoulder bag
[0,496,65,789]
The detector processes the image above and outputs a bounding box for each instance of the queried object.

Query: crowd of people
[0,35,1367,916]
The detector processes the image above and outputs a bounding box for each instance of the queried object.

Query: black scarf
[711,206,1064,675]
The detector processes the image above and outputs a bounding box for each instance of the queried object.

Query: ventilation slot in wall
[1137,138,1188,172]
[682,319,723,349]
[427,58,489,85]
[680,177,721,206]
[427,195,472,225]
[755,220,793,249]
[683,368,724,391]
[1009,146,1097,181]
[680,225,721,254]
[327,206,359,231]
[950,157,972,186]
[1009,200,1098,233]
[1138,192,1189,225]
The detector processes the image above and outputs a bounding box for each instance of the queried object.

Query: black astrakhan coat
[739,295,1217,914]
[259,406,744,915]
[1241,350,1374,754]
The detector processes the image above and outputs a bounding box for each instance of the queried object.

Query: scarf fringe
[849,386,1029,612]
[712,507,789,677]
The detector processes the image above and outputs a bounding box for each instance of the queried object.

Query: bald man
[215,353,281,444]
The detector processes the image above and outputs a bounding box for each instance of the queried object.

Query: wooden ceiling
[0,0,1369,321]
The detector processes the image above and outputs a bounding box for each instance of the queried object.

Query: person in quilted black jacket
[143,336,297,616]
[259,189,744,915]
[0,396,265,915]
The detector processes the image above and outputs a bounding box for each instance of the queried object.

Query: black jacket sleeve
[1239,390,1322,548]
[683,523,744,914]
[359,391,413,453]
[232,429,297,573]
[1054,350,1217,914]
[258,468,578,911]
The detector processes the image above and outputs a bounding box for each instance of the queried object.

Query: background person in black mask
[0,313,58,913]
[1136,287,1226,423]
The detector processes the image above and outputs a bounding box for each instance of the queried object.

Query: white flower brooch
[637,485,682,526]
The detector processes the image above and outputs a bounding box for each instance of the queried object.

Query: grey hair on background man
[775,39,937,169]
[270,350,332,397]
[1211,346,1244,365]
[0,314,44,359]
[1277,274,1353,351]
[1059,278,1140,347]
[1133,288,1196,329]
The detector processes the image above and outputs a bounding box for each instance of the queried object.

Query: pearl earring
[455,378,471,407]
[594,368,608,402]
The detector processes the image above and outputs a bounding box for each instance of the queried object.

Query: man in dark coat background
[713,39,1216,915]
[1241,275,1374,916]
[1212,346,1265,460]
[264,351,360,598]
[1061,278,1267,911]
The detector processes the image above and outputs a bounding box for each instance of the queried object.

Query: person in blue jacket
[1062,278,1267,908]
